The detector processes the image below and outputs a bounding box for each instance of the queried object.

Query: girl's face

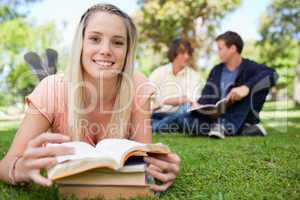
[82,11,127,80]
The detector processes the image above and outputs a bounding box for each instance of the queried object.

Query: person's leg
[151,112,171,133]
[244,89,270,124]
[152,103,215,136]
[218,89,269,135]
[151,103,191,133]
[151,112,170,120]
[218,95,252,135]
[176,112,212,136]
[239,89,270,136]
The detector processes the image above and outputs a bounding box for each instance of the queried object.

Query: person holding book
[0,3,180,193]
[149,38,203,133]
[155,31,278,139]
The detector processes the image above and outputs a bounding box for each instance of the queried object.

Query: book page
[215,97,228,114]
[187,103,216,112]
[118,163,146,173]
[95,139,147,168]
[47,142,98,163]
[188,97,228,115]
[216,98,228,107]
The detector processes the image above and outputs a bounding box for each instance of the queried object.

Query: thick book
[188,98,229,116]
[47,138,170,180]
[58,185,154,200]
[56,163,147,186]
[56,163,156,199]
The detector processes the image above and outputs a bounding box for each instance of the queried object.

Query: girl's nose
[99,40,112,57]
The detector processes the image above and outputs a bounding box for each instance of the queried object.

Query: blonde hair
[65,4,137,141]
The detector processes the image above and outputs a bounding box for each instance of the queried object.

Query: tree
[0,0,59,106]
[134,0,240,72]
[0,0,41,23]
[257,0,300,97]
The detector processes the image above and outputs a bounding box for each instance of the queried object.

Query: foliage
[0,0,41,23]
[0,0,59,105]
[134,0,240,71]
[257,0,300,95]
[0,101,299,199]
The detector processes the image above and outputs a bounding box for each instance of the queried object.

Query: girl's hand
[144,153,180,192]
[14,133,74,186]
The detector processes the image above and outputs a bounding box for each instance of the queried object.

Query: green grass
[0,101,299,200]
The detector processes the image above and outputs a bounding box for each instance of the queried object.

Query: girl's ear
[24,52,47,81]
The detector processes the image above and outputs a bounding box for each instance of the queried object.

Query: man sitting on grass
[154,31,278,139]
[150,38,203,133]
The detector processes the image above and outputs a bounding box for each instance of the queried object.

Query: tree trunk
[293,63,300,104]
[271,86,277,101]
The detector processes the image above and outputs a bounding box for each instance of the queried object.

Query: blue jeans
[152,93,267,136]
[151,103,191,133]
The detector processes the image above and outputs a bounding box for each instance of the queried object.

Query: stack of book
[47,139,170,199]
[56,162,153,199]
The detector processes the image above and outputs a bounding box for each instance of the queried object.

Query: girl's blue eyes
[90,37,100,42]
[89,37,124,46]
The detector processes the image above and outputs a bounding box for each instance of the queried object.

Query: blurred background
[0,2,299,199]
[0,0,299,122]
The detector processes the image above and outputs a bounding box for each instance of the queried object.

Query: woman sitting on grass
[0,3,180,192]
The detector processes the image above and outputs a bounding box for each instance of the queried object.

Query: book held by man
[188,97,229,116]
[46,138,170,199]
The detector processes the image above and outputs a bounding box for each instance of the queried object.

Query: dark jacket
[197,58,278,124]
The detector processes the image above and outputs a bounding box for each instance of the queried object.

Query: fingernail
[144,157,150,162]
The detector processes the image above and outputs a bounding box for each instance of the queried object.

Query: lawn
[0,101,299,200]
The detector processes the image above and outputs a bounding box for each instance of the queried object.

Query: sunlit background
[0,1,299,199]
[0,0,299,127]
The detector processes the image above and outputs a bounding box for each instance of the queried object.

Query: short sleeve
[25,75,63,124]
[132,73,155,112]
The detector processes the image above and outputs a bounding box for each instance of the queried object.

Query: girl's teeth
[95,61,113,66]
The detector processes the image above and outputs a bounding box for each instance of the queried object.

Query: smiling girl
[0,3,180,193]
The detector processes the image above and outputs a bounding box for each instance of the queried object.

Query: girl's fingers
[23,146,74,159]
[144,156,170,173]
[147,164,162,173]
[30,172,52,186]
[25,157,57,169]
[146,166,176,183]
[149,181,172,192]
[28,133,70,148]
[144,155,179,174]
[151,153,181,165]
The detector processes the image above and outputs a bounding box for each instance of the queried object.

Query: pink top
[25,74,155,145]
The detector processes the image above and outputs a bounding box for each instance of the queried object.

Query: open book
[47,138,170,180]
[188,98,229,116]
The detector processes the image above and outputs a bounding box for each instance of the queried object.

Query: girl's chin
[87,71,120,80]
[93,64,122,73]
